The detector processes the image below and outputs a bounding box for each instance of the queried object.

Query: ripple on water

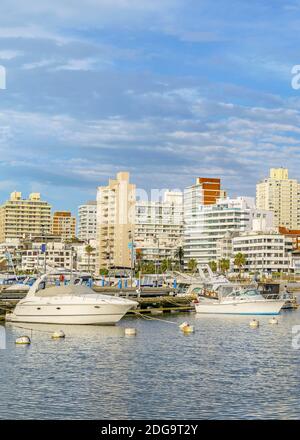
[0,310,300,419]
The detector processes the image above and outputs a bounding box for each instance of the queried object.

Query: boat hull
[194,299,285,315]
[6,303,134,325]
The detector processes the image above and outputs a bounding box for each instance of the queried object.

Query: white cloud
[0,50,23,60]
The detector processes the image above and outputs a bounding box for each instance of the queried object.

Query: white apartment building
[17,239,96,273]
[184,196,273,266]
[21,241,74,271]
[256,168,300,229]
[78,201,97,242]
[96,172,136,272]
[135,191,183,264]
[216,231,238,260]
[233,232,293,273]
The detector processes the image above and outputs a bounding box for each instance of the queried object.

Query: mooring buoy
[249,319,259,328]
[15,336,31,345]
[51,330,65,339]
[125,328,137,336]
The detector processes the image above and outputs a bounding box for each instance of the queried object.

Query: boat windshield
[220,286,263,299]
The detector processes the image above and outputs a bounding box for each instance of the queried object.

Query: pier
[0,290,197,319]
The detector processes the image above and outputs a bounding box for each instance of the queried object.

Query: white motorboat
[6,274,138,325]
[194,284,285,315]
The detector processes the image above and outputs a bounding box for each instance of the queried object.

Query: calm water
[0,306,300,420]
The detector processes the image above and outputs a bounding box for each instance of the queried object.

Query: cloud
[0,0,298,212]
[0,50,23,60]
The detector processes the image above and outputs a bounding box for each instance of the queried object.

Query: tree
[188,258,198,273]
[218,258,230,274]
[234,253,246,277]
[141,262,155,274]
[85,244,95,274]
[174,246,184,271]
[208,260,217,273]
[135,248,143,272]
[161,259,172,273]
[99,268,109,276]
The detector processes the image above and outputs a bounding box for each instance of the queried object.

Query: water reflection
[5,322,125,339]
[0,310,300,419]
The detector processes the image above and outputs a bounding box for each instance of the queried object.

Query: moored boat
[194,284,285,315]
[6,274,138,325]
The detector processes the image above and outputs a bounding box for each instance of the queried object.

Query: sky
[0,0,300,213]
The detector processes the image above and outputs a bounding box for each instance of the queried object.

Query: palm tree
[234,253,246,278]
[174,246,184,271]
[135,248,142,269]
[161,259,171,273]
[218,258,230,274]
[85,244,95,274]
[188,258,198,273]
[208,260,217,273]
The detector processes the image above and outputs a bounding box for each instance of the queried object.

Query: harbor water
[0,307,300,419]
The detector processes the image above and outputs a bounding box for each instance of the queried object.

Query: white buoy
[15,336,31,345]
[125,328,137,336]
[249,319,259,328]
[51,330,65,339]
[269,317,278,325]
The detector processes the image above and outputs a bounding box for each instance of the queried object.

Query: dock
[0,290,197,318]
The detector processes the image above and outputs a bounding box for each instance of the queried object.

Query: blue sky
[0,0,300,213]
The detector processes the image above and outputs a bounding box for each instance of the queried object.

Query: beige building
[256,168,300,229]
[96,172,136,272]
[0,192,51,242]
[51,211,76,241]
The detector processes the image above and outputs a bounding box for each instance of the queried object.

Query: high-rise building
[196,177,225,205]
[51,211,76,241]
[96,172,136,272]
[0,192,51,242]
[184,177,226,211]
[78,201,97,242]
[184,196,273,266]
[135,191,184,265]
[256,168,300,229]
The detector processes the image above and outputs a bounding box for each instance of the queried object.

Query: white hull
[195,299,285,315]
[5,275,138,325]
[6,302,133,325]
